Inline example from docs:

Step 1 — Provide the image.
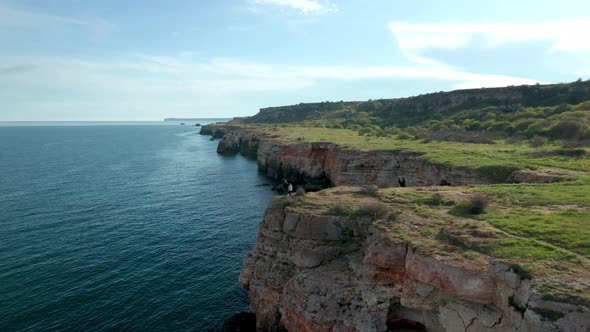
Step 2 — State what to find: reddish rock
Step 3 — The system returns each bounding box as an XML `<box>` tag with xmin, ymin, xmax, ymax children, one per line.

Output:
<box><xmin>239</xmin><ymin>203</ymin><xmax>590</xmax><ymax>332</ymax></box>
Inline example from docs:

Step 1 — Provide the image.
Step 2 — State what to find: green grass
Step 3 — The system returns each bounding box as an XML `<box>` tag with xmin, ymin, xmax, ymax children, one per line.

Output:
<box><xmin>214</xmin><ymin>123</ymin><xmax>590</xmax><ymax>299</ymax></box>
<box><xmin>484</xmin><ymin>208</ymin><xmax>590</xmax><ymax>257</ymax></box>
<box><xmin>489</xmin><ymin>238</ymin><xmax>577</xmax><ymax>261</ymax></box>
<box><xmin>480</xmin><ymin>182</ymin><xmax>590</xmax><ymax>206</ymax></box>
<box><xmin>252</xmin><ymin>125</ymin><xmax>590</xmax><ymax>176</ymax></box>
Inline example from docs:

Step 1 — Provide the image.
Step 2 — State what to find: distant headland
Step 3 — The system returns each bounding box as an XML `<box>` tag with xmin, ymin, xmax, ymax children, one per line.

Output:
<box><xmin>163</xmin><ymin>118</ymin><xmax>230</xmax><ymax>122</ymax></box>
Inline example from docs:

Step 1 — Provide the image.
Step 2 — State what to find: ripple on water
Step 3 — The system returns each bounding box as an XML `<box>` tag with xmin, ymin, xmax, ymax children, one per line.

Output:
<box><xmin>0</xmin><ymin>124</ymin><xmax>274</xmax><ymax>331</ymax></box>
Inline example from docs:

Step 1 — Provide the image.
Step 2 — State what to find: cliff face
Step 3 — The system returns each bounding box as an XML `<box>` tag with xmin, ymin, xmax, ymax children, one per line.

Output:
<box><xmin>240</xmin><ymin>198</ymin><xmax>589</xmax><ymax>332</ymax></box>
<box><xmin>201</xmin><ymin>125</ymin><xmax>589</xmax><ymax>331</ymax></box>
<box><xmin>205</xmin><ymin>125</ymin><xmax>494</xmax><ymax>188</ymax></box>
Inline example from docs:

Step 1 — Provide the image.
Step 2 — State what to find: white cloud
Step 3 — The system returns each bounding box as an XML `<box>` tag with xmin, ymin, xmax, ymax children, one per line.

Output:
<box><xmin>389</xmin><ymin>18</ymin><xmax>590</xmax><ymax>57</ymax></box>
<box><xmin>384</xmin><ymin>19</ymin><xmax>590</xmax><ymax>88</ymax></box>
<box><xmin>250</xmin><ymin>0</ymin><xmax>337</xmax><ymax>14</ymax></box>
<box><xmin>0</xmin><ymin>54</ymin><xmax>537</xmax><ymax>105</ymax></box>
<box><xmin>0</xmin><ymin>52</ymin><xmax>544</xmax><ymax>120</ymax></box>
<box><xmin>290</xmin><ymin>64</ymin><xmax>538</xmax><ymax>89</ymax></box>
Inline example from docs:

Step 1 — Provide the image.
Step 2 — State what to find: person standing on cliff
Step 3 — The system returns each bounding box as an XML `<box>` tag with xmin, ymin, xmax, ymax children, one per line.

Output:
<box><xmin>282</xmin><ymin>179</ymin><xmax>290</xmax><ymax>195</ymax></box>
<box><xmin>398</xmin><ymin>177</ymin><xmax>406</xmax><ymax>187</ymax></box>
<box><xmin>287</xmin><ymin>182</ymin><xmax>293</xmax><ymax>196</ymax></box>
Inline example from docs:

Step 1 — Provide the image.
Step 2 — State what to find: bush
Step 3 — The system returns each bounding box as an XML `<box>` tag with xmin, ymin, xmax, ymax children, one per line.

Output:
<box><xmin>450</xmin><ymin>194</ymin><xmax>490</xmax><ymax>215</ymax></box>
<box><xmin>296</xmin><ymin>187</ymin><xmax>306</xmax><ymax>196</ymax></box>
<box><xmin>397</xmin><ymin>133</ymin><xmax>413</xmax><ymax>140</ymax></box>
<box><xmin>418</xmin><ymin>193</ymin><xmax>455</xmax><ymax>206</ymax></box>
<box><xmin>547</xmin><ymin>120</ymin><xmax>584</xmax><ymax>139</ymax></box>
<box><xmin>326</xmin><ymin>203</ymin><xmax>352</xmax><ymax>216</ymax></box>
<box><xmin>529</xmin><ymin>135</ymin><xmax>549</xmax><ymax>147</ymax></box>
<box><xmin>386</xmin><ymin>212</ymin><xmax>399</xmax><ymax>222</ymax></box>
<box><xmin>354</xmin><ymin>203</ymin><xmax>390</xmax><ymax>220</ymax></box>
<box><xmin>359</xmin><ymin>185</ymin><xmax>379</xmax><ymax>197</ymax></box>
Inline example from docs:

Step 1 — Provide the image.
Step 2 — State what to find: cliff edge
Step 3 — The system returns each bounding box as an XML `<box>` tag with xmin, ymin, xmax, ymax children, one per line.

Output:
<box><xmin>240</xmin><ymin>187</ymin><xmax>589</xmax><ymax>331</ymax></box>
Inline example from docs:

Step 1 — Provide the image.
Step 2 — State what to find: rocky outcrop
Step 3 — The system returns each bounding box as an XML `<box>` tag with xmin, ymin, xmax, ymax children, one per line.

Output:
<box><xmin>240</xmin><ymin>199</ymin><xmax>590</xmax><ymax>331</ymax></box>
<box><xmin>199</xmin><ymin>124</ymin><xmax>227</xmax><ymax>139</ymax></box>
<box><xmin>200</xmin><ymin>124</ymin><xmax>589</xmax><ymax>331</ymax></box>
<box><xmin>201</xmin><ymin>125</ymin><xmax>495</xmax><ymax>187</ymax></box>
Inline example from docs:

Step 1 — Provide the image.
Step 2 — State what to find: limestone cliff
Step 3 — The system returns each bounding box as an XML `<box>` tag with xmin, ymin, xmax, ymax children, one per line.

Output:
<box><xmin>240</xmin><ymin>191</ymin><xmax>589</xmax><ymax>332</ymax></box>
<box><xmin>200</xmin><ymin>125</ymin><xmax>589</xmax><ymax>331</ymax></box>
<box><xmin>202</xmin><ymin>125</ymin><xmax>499</xmax><ymax>188</ymax></box>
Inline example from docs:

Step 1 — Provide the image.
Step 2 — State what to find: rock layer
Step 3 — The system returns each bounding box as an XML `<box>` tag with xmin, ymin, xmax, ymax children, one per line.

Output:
<box><xmin>240</xmin><ymin>200</ymin><xmax>590</xmax><ymax>331</ymax></box>
<box><xmin>201</xmin><ymin>125</ymin><xmax>496</xmax><ymax>187</ymax></box>
<box><xmin>200</xmin><ymin>125</ymin><xmax>590</xmax><ymax>331</ymax></box>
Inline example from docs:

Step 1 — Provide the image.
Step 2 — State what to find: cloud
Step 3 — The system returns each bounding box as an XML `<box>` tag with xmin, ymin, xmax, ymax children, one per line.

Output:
<box><xmin>249</xmin><ymin>0</ymin><xmax>337</xmax><ymax>14</ymax></box>
<box><xmin>291</xmin><ymin>64</ymin><xmax>538</xmax><ymax>89</ymax></box>
<box><xmin>389</xmin><ymin>18</ymin><xmax>590</xmax><ymax>58</ymax></box>
<box><xmin>0</xmin><ymin>54</ymin><xmax>537</xmax><ymax>104</ymax></box>
<box><xmin>383</xmin><ymin>19</ymin><xmax>590</xmax><ymax>88</ymax></box>
<box><xmin>0</xmin><ymin>3</ymin><xmax>113</xmax><ymax>33</ymax></box>
<box><xmin>0</xmin><ymin>52</ymin><xmax>544</xmax><ymax>120</ymax></box>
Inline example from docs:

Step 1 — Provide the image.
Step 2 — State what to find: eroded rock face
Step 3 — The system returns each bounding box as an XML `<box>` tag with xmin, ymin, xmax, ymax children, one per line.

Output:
<box><xmin>203</xmin><ymin>125</ymin><xmax>495</xmax><ymax>187</ymax></box>
<box><xmin>240</xmin><ymin>202</ymin><xmax>590</xmax><ymax>331</ymax></box>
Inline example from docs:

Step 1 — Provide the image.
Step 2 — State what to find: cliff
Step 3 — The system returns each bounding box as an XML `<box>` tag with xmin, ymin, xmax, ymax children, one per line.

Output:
<box><xmin>240</xmin><ymin>188</ymin><xmax>590</xmax><ymax>332</ymax></box>
<box><xmin>243</xmin><ymin>81</ymin><xmax>590</xmax><ymax>127</ymax></box>
<box><xmin>200</xmin><ymin>121</ymin><xmax>590</xmax><ymax>331</ymax></box>
<box><xmin>201</xmin><ymin>124</ymin><xmax>573</xmax><ymax>188</ymax></box>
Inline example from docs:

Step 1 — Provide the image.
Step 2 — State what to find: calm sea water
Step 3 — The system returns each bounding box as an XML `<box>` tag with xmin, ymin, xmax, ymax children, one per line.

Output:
<box><xmin>0</xmin><ymin>122</ymin><xmax>275</xmax><ymax>331</ymax></box>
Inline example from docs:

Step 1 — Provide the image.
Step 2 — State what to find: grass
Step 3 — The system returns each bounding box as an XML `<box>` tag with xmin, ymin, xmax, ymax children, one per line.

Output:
<box><xmin>300</xmin><ymin>185</ymin><xmax>590</xmax><ymax>300</ymax></box>
<box><xmin>242</xmin><ymin>124</ymin><xmax>590</xmax><ymax>178</ymax></box>
<box><xmin>480</xmin><ymin>181</ymin><xmax>590</xmax><ymax>206</ymax></box>
<box><xmin>489</xmin><ymin>238</ymin><xmax>577</xmax><ymax>261</ymax></box>
<box><xmin>211</xmin><ymin>123</ymin><xmax>590</xmax><ymax>301</ymax></box>
<box><xmin>484</xmin><ymin>208</ymin><xmax>590</xmax><ymax>257</ymax></box>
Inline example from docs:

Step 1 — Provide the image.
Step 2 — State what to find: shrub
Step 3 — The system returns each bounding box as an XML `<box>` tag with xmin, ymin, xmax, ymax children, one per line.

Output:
<box><xmin>531</xmin><ymin>308</ymin><xmax>565</xmax><ymax>322</ymax></box>
<box><xmin>529</xmin><ymin>135</ymin><xmax>549</xmax><ymax>147</ymax></box>
<box><xmin>547</xmin><ymin>120</ymin><xmax>584</xmax><ymax>139</ymax></box>
<box><xmin>326</xmin><ymin>203</ymin><xmax>352</xmax><ymax>216</ymax></box>
<box><xmin>418</xmin><ymin>193</ymin><xmax>455</xmax><ymax>206</ymax></box>
<box><xmin>397</xmin><ymin>133</ymin><xmax>413</xmax><ymax>140</ymax></box>
<box><xmin>386</xmin><ymin>212</ymin><xmax>399</xmax><ymax>222</ymax></box>
<box><xmin>296</xmin><ymin>187</ymin><xmax>306</xmax><ymax>196</ymax></box>
<box><xmin>354</xmin><ymin>203</ymin><xmax>390</xmax><ymax>220</ymax></box>
<box><xmin>359</xmin><ymin>185</ymin><xmax>379</xmax><ymax>197</ymax></box>
<box><xmin>450</xmin><ymin>194</ymin><xmax>490</xmax><ymax>215</ymax></box>
<box><xmin>510</xmin><ymin>264</ymin><xmax>533</xmax><ymax>280</ymax></box>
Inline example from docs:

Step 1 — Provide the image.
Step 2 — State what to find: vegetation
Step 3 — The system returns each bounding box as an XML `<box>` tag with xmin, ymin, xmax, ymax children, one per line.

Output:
<box><xmin>359</xmin><ymin>185</ymin><xmax>380</xmax><ymax>197</ymax></box>
<box><xmin>285</xmin><ymin>184</ymin><xmax>590</xmax><ymax>302</ymax></box>
<box><xmin>450</xmin><ymin>194</ymin><xmax>490</xmax><ymax>215</ymax></box>
<box><xmin>249</xmin><ymin>125</ymin><xmax>590</xmax><ymax>180</ymax></box>
<box><xmin>217</xmin><ymin>80</ymin><xmax>590</xmax><ymax>303</ymax></box>
<box><xmin>245</xmin><ymin>80</ymin><xmax>590</xmax><ymax>145</ymax></box>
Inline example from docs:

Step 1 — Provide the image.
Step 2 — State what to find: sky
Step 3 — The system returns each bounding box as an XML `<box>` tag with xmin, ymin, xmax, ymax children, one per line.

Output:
<box><xmin>1</xmin><ymin>0</ymin><xmax>590</xmax><ymax>121</ymax></box>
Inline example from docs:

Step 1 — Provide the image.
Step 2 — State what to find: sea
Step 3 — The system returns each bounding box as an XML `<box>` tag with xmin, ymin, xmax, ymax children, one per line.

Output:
<box><xmin>0</xmin><ymin>121</ymin><xmax>275</xmax><ymax>331</ymax></box>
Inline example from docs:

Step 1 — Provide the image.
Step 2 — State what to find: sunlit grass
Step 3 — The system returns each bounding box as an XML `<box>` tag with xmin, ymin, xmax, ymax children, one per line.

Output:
<box><xmin>249</xmin><ymin>125</ymin><xmax>590</xmax><ymax>175</ymax></box>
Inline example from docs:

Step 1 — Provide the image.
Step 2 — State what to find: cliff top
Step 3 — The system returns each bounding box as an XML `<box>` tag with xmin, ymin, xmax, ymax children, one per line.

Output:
<box><xmin>207</xmin><ymin>123</ymin><xmax>590</xmax><ymax>183</ymax></box>
<box><xmin>281</xmin><ymin>183</ymin><xmax>590</xmax><ymax>304</ymax></box>
<box><xmin>201</xmin><ymin>81</ymin><xmax>590</xmax><ymax>310</ymax></box>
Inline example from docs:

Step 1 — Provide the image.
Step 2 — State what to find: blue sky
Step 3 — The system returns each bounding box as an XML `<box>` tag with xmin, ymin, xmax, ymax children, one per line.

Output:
<box><xmin>1</xmin><ymin>0</ymin><xmax>589</xmax><ymax>121</ymax></box>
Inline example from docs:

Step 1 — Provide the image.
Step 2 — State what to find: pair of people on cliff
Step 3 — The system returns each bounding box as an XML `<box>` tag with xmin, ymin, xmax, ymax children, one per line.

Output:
<box><xmin>282</xmin><ymin>179</ymin><xmax>293</xmax><ymax>196</ymax></box>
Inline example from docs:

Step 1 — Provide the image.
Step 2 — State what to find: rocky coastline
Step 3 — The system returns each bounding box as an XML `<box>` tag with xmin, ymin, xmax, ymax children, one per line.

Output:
<box><xmin>201</xmin><ymin>124</ymin><xmax>590</xmax><ymax>332</ymax></box>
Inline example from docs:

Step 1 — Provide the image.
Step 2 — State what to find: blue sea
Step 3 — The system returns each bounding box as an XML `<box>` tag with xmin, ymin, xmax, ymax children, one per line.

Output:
<box><xmin>0</xmin><ymin>121</ymin><xmax>275</xmax><ymax>331</ymax></box>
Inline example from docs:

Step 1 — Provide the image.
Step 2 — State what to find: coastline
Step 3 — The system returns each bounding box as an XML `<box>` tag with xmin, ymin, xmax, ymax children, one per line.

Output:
<box><xmin>203</xmin><ymin>123</ymin><xmax>590</xmax><ymax>332</ymax></box>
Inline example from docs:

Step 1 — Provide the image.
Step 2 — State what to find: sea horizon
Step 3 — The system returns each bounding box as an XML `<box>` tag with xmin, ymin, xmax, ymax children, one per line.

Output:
<box><xmin>0</xmin><ymin>119</ymin><xmax>231</xmax><ymax>127</ymax></box>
